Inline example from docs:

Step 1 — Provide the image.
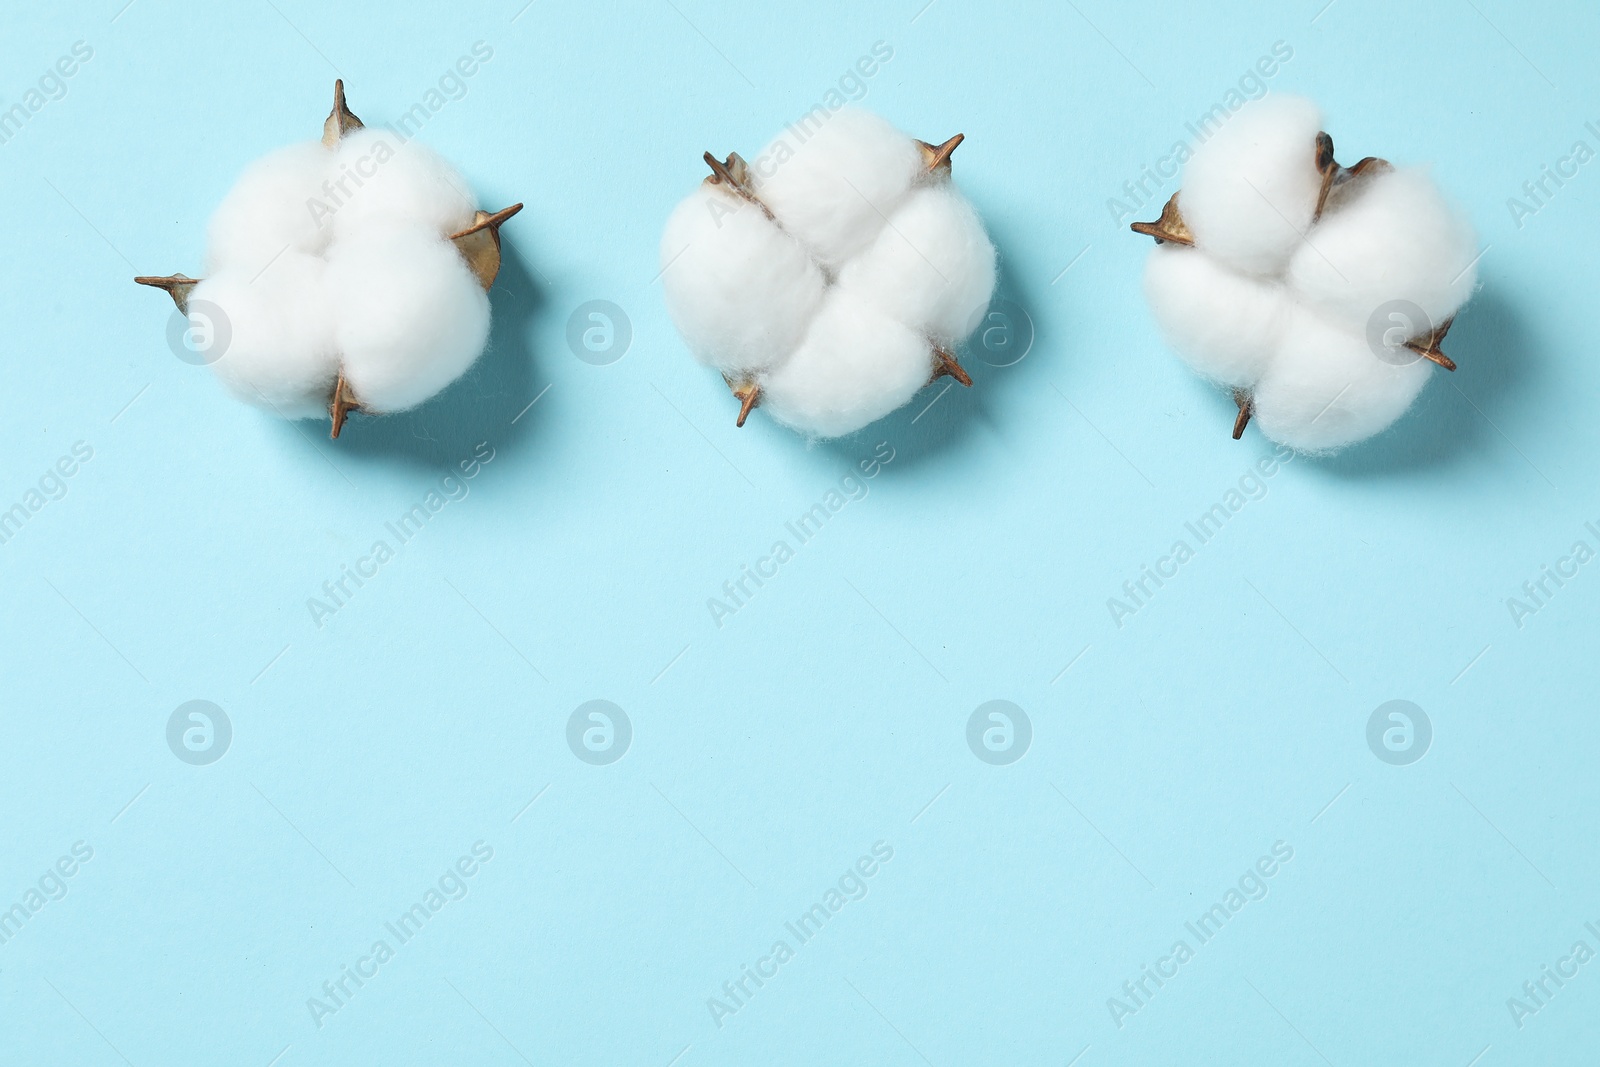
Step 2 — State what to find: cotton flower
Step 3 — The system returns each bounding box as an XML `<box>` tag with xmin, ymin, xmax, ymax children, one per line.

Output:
<box><xmin>660</xmin><ymin>109</ymin><xmax>998</xmax><ymax>438</ymax></box>
<box><xmin>137</xmin><ymin>81</ymin><xmax>521</xmax><ymax>438</ymax></box>
<box><xmin>1135</xmin><ymin>94</ymin><xmax>1479</xmax><ymax>452</ymax></box>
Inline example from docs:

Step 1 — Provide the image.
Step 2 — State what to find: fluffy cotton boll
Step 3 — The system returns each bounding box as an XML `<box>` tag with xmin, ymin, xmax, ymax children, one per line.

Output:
<box><xmin>191</xmin><ymin>253</ymin><xmax>340</xmax><ymax>419</ymax></box>
<box><xmin>761</xmin><ymin>291</ymin><xmax>932</xmax><ymax>438</ymax></box>
<box><xmin>327</xmin><ymin>129</ymin><xmax>478</xmax><ymax>240</ymax></box>
<box><xmin>1143</xmin><ymin>244</ymin><xmax>1291</xmax><ymax>387</ymax></box>
<box><xmin>1252</xmin><ymin>306</ymin><xmax>1432</xmax><ymax>451</ymax></box>
<box><xmin>324</xmin><ymin>228</ymin><xmax>490</xmax><ymax>413</ymax></box>
<box><xmin>660</xmin><ymin>186</ymin><xmax>827</xmax><ymax>375</ymax></box>
<box><xmin>1180</xmin><ymin>95</ymin><xmax>1324</xmax><ymax>276</ymax></box>
<box><xmin>1287</xmin><ymin>166</ymin><xmax>1478</xmax><ymax>338</ymax></box>
<box><xmin>837</xmin><ymin>184</ymin><xmax>998</xmax><ymax>346</ymax></box>
<box><xmin>750</xmin><ymin>108</ymin><xmax>925</xmax><ymax>269</ymax></box>
<box><xmin>204</xmin><ymin>141</ymin><xmax>333</xmax><ymax>276</ymax></box>
<box><xmin>662</xmin><ymin>108</ymin><xmax>997</xmax><ymax>435</ymax></box>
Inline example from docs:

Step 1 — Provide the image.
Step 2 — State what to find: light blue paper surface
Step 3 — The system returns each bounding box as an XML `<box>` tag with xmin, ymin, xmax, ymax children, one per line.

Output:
<box><xmin>1</xmin><ymin>1</ymin><xmax>1595</xmax><ymax>1063</ymax></box>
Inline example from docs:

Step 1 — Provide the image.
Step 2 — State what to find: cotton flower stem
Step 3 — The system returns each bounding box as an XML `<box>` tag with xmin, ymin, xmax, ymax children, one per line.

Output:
<box><xmin>703</xmin><ymin>152</ymin><xmax>775</xmax><ymax>221</ymax></box>
<box><xmin>933</xmin><ymin>348</ymin><xmax>973</xmax><ymax>387</ymax></box>
<box><xmin>721</xmin><ymin>376</ymin><xmax>762</xmax><ymax>427</ymax></box>
<box><xmin>328</xmin><ymin>372</ymin><xmax>360</xmax><ymax>439</ymax></box>
<box><xmin>1130</xmin><ymin>193</ymin><xmax>1194</xmax><ymax>246</ymax></box>
<box><xmin>133</xmin><ymin>273</ymin><xmax>200</xmax><ymax>314</ymax></box>
<box><xmin>1232</xmin><ymin>389</ymin><xmax>1253</xmax><ymax>440</ymax></box>
<box><xmin>322</xmin><ymin>79</ymin><xmax>364</xmax><ymax>148</ymax></box>
<box><xmin>1313</xmin><ymin>132</ymin><xmax>1391</xmax><ymax>223</ymax></box>
<box><xmin>1405</xmin><ymin>316</ymin><xmax>1458</xmax><ymax>372</ymax></box>
<box><xmin>449</xmin><ymin>204</ymin><xmax>525</xmax><ymax>290</ymax></box>
<box><xmin>916</xmin><ymin>134</ymin><xmax>964</xmax><ymax>173</ymax></box>
<box><xmin>736</xmin><ymin>382</ymin><xmax>761</xmax><ymax>426</ymax></box>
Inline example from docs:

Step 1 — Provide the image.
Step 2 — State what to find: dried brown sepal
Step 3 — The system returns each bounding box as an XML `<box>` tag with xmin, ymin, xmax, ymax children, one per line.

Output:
<box><xmin>329</xmin><ymin>372</ymin><xmax>360</xmax><ymax>439</ymax></box>
<box><xmin>722</xmin><ymin>375</ymin><xmax>762</xmax><ymax>427</ymax></box>
<box><xmin>1313</xmin><ymin>131</ymin><xmax>1392</xmax><ymax>222</ymax></box>
<box><xmin>320</xmin><ymin>80</ymin><xmax>362</xmax><ymax>437</ymax></box>
<box><xmin>916</xmin><ymin>134</ymin><xmax>964</xmax><ymax>173</ymax></box>
<box><xmin>1131</xmin><ymin>193</ymin><xmax>1195</xmax><ymax>247</ymax></box>
<box><xmin>932</xmin><ymin>348</ymin><xmax>973</xmax><ymax>387</ymax></box>
<box><xmin>1404</xmin><ymin>316</ymin><xmax>1458</xmax><ymax>372</ymax></box>
<box><xmin>449</xmin><ymin>203</ymin><xmax>524</xmax><ymax>290</ymax></box>
<box><xmin>735</xmin><ymin>383</ymin><xmax>761</xmax><ymax>427</ymax></box>
<box><xmin>1313</xmin><ymin>131</ymin><xmax>1337</xmax><ymax>216</ymax></box>
<box><xmin>702</xmin><ymin>151</ymin><xmax>775</xmax><ymax>221</ymax></box>
<box><xmin>134</xmin><ymin>273</ymin><xmax>200</xmax><ymax>314</ymax></box>
<box><xmin>322</xmin><ymin>79</ymin><xmax>364</xmax><ymax>148</ymax></box>
<box><xmin>1232</xmin><ymin>389</ymin><xmax>1253</xmax><ymax>440</ymax></box>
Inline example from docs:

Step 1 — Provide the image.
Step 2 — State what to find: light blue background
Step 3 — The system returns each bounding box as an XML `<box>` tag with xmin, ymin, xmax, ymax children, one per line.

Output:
<box><xmin>2</xmin><ymin>0</ymin><xmax>1596</xmax><ymax>1063</ymax></box>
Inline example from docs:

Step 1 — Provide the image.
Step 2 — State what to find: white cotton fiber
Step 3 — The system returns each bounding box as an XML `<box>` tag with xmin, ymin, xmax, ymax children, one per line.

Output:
<box><xmin>1252</xmin><ymin>306</ymin><xmax>1432</xmax><ymax>452</ymax></box>
<box><xmin>751</xmin><ymin>109</ymin><xmax>925</xmax><ymax>269</ymax></box>
<box><xmin>325</xmin><ymin>227</ymin><xmax>490</xmax><ymax>413</ymax></box>
<box><xmin>1143</xmin><ymin>243</ymin><xmax>1289</xmax><ymax>387</ymax></box>
<box><xmin>205</xmin><ymin>141</ymin><xmax>333</xmax><ymax>275</ymax></box>
<box><xmin>660</xmin><ymin>185</ymin><xmax>826</xmax><ymax>375</ymax></box>
<box><xmin>1139</xmin><ymin>94</ymin><xmax>1478</xmax><ymax>451</ymax></box>
<box><xmin>192</xmin><ymin>253</ymin><xmax>339</xmax><ymax>419</ymax></box>
<box><xmin>1287</xmin><ymin>166</ymin><xmax>1478</xmax><ymax>337</ymax></box>
<box><xmin>189</xmin><ymin>113</ymin><xmax>497</xmax><ymax>427</ymax></box>
<box><xmin>660</xmin><ymin>107</ymin><xmax>998</xmax><ymax>438</ymax></box>
<box><xmin>330</xmin><ymin>129</ymin><xmax>478</xmax><ymax>240</ymax></box>
<box><xmin>1179</xmin><ymin>95</ymin><xmax>1324</xmax><ymax>277</ymax></box>
<box><xmin>837</xmin><ymin>184</ymin><xmax>998</xmax><ymax>347</ymax></box>
<box><xmin>760</xmin><ymin>291</ymin><xmax>932</xmax><ymax>439</ymax></box>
